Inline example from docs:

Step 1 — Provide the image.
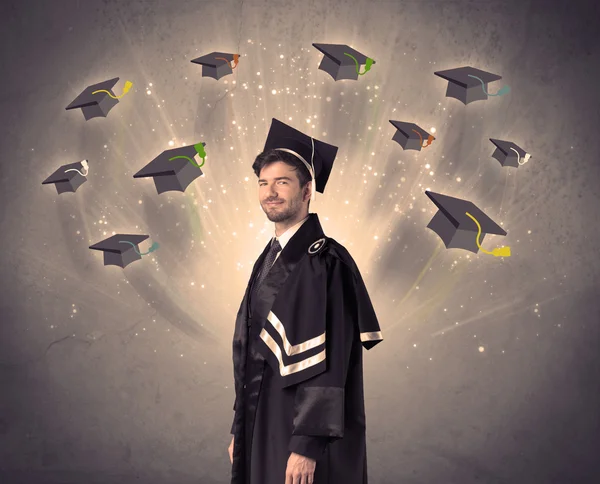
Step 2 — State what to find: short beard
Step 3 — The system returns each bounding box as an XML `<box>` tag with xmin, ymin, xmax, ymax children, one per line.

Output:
<box><xmin>263</xmin><ymin>193</ymin><xmax>303</xmax><ymax>223</ymax></box>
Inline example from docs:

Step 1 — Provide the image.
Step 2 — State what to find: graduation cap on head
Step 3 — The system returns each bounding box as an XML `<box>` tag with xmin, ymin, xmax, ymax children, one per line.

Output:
<box><xmin>190</xmin><ymin>52</ymin><xmax>240</xmax><ymax>80</ymax></box>
<box><xmin>489</xmin><ymin>138</ymin><xmax>531</xmax><ymax>167</ymax></box>
<box><xmin>42</xmin><ymin>160</ymin><xmax>89</xmax><ymax>194</ymax></box>
<box><xmin>66</xmin><ymin>78</ymin><xmax>133</xmax><ymax>120</ymax></box>
<box><xmin>434</xmin><ymin>66</ymin><xmax>510</xmax><ymax>105</ymax></box>
<box><xmin>312</xmin><ymin>43</ymin><xmax>375</xmax><ymax>81</ymax></box>
<box><xmin>389</xmin><ymin>121</ymin><xmax>436</xmax><ymax>151</ymax></box>
<box><xmin>133</xmin><ymin>143</ymin><xmax>206</xmax><ymax>194</ymax></box>
<box><xmin>425</xmin><ymin>190</ymin><xmax>511</xmax><ymax>257</ymax></box>
<box><xmin>89</xmin><ymin>234</ymin><xmax>159</xmax><ymax>268</ymax></box>
<box><xmin>262</xmin><ymin>118</ymin><xmax>338</xmax><ymax>201</ymax></box>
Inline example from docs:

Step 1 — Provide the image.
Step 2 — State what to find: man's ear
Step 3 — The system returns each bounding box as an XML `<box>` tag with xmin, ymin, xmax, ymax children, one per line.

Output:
<box><xmin>304</xmin><ymin>182</ymin><xmax>312</xmax><ymax>202</ymax></box>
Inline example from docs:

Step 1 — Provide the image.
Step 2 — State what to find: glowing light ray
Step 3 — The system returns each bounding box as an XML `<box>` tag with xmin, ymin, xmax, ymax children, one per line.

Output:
<box><xmin>393</xmin><ymin>243</ymin><xmax>443</xmax><ymax>304</ymax></box>
<box><xmin>497</xmin><ymin>168</ymin><xmax>511</xmax><ymax>218</ymax></box>
<box><xmin>387</xmin><ymin>247</ymin><xmax>471</xmax><ymax>333</ymax></box>
<box><xmin>430</xmin><ymin>289</ymin><xmax>573</xmax><ymax>337</ymax></box>
<box><xmin>15</xmin><ymin>247</ymin><xmax>148</xmax><ymax>311</ymax></box>
<box><xmin>404</xmin><ymin>266</ymin><xmax>468</xmax><ymax>323</ymax></box>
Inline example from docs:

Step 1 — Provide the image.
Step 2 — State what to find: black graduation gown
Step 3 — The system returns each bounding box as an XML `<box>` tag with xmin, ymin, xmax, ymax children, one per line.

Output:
<box><xmin>230</xmin><ymin>213</ymin><xmax>383</xmax><ymax>484</ymax></box>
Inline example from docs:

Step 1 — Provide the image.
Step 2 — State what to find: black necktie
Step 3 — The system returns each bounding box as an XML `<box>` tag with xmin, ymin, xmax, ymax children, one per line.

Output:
<box><xmin>253</xmin><ymin>239</ymin><xmax>282</xmax><ymax>293</ymax></box>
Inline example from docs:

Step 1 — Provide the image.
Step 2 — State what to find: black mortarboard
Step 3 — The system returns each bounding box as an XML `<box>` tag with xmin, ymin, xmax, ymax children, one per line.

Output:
<box><xmin>133</xmin><ymin>143</ymin><xmax>206</xmax><ymax>194</ymax></box>
<box><xmin>312</xmin><ymin>43</ymin><xmax>375</xmax><ymax>81</ymax></box>
<box><xmin>425</xmin><ymin>190</ymin><xmax>511</xmax><ymax>256</ymax></box>
<box><xmin>66</xmin><ymin>78</ymin><xmax>121</xmax><ymax>120</ymax></box>
<box><xmin>262</xmin><ymin>118</ymin><xmax>338</xmax><ymax>200</ymax></box>
<box><xmin>42</xmin><ymin>160</ymin><xmax>89</xmax><ymax>194</ymax></box>
<box><xmin>190</xmin><ymin>52</ymin><xmax>240</xmax><ymax>80</ymax></box>
<box><xmin>434</xmin><ymin>66</ymin><xmax>510</xmax><ymax>105</ymax></box>
<box><xmin>89</xmin><ymin>233</ymin><xmax>159</xmax><ymax>268</ymax></box>
<box><xmin>389</xmin><ymin>121</ymin><xmax>436</xmax><ymax>151</ymax></box>
<box><xmin>489</xmin><ymin>138</ymin><xmax>531</xmax><ymax>167</ymax></box>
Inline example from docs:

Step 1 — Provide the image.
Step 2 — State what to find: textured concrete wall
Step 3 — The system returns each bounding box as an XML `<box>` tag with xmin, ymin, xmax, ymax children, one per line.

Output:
<box><xmin>0</xmin><ymin>0</ymin><xmax>599</xmax><ymax>482</ymax></box>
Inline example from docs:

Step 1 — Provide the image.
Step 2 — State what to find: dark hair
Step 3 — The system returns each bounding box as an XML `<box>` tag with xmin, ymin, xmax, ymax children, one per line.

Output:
<box><xmin>252</xmin><ymin>149</ymin><xmax>312</xmax><ymax>189</ymax></box>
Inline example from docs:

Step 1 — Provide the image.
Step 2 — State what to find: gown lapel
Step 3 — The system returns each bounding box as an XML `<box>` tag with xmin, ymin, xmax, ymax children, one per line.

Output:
<box><xmin>249</xmin><ymin>213</ymin><xmax>325</xmax><ymax>333</ymax></box>
<box><xmin>246</xmin><ymin>240</ymin><xmax>273</xmax><ymax>322</ymax></box>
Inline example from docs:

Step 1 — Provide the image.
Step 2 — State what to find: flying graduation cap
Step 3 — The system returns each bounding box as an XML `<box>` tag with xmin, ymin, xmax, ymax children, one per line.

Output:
<box><xmin>312</xmin><ymin>43</ymin><xmax>375</xmax><ymax>81</ymax></box>
<box><xmin>489</xmin><ymin>139</ymin><xmax>531</xmax><ymax>167</ymax></box>
<box><xmin>425</xmin><ymin>190</ymin><xmax>511</xmax><ymax>257</ymax></box>
<box><xmin>42</xmin><ymin>160</ymin><xmax>89</xmax><ymax>194</ymax></box>
<box><xmin>65</xmin><ymin>77</ymin><xmax>133</xmax><ymax>120</ymax></box>
<box><xmin>89</xmin><ymin>234</ymin><xmax>159</xmax><ymax>268</ymax></box>
<box><xmin>190</xmin><ymin>52</ymin><xmax>240</xmax><ymax>80</ymax></box>
<box><xmin>389</xmin><ymin>121</ymin><xmax>436</xmax><ymax>151</ymax></box>
<box><xmin>262</xmin><ymin>118</ymin><xmax>338</xmax><ymax>200</ymax></box>
<box><xmin>133</xmin><ymin>143</ymin><xmax>206</xmax><ymax>194</ymax></box>
<box><xmin>434</xmin><ymin>66</ymin><xmax>510</xmax><ymax>105</ymax></box>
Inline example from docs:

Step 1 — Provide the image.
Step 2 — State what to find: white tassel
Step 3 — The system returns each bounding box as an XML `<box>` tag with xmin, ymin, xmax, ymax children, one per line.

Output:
<box><xmin>310</xmin><ymin>137</ymin><xmax>316</xmax><ymax>202</ymax></box>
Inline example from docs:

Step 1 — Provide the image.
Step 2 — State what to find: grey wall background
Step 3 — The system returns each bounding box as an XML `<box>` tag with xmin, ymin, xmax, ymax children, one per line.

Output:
<box><xmin>1</xmin><ymin>0</ymin><xmax>599</xmax><ymax>483</ymax></box>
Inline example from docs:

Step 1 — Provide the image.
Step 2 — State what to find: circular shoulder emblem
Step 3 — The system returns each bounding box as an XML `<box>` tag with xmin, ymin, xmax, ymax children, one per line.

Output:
<box><xmin>308</xmin><ymin>238</ymin><xmax>327</xmax><ymax>255</ymax></box>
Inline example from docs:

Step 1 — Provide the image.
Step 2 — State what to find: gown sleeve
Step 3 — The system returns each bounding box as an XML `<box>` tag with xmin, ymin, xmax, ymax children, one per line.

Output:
<box><xmin>230</xmin><ymin>348</ymin><xmax>238</xmax><ymax>435</ymax></box>
<box><xmin>230</xmin><ymin>398</ymin><xmax>236</xmax><ymax>435</ymax></box>
<box><xmin>288</xmin><ymin>256</ymin><xmax>357</xmax><ymax>460</ymax></box>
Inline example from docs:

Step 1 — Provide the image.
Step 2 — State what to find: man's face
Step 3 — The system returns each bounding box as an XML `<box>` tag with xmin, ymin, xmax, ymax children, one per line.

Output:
<box><xmin>258</xmin><ymin>161</ymin><xmax>308</xmax><ymax>223</ymax></box>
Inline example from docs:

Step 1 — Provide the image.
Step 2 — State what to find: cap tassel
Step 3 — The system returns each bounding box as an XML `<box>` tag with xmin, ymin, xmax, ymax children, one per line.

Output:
<box><xmin>509</xmin><ymin>147</ymin><xmax>531</xmax><ymax>166</ymax></box>
<box><xmin>467</xmin><ymin>74</ymin><xmax>510</xmax><ymax>97</ymax></box>
<box><xmin>64</xmin><ymin>159</ymin><xmax>89</xmax><ymax>177</ymax></box>
<box><xmin>118</xmin><ymin>239</ymin><xmax>160</xmax><ymax>256</ymax></box>
<box><xmin>465</xmin><ymin>212</ymin><xmax>511</xmax><ymax>257</ymax></box>
<box><xmin>168</xmin><ymin>142</ymin><xmax>207</xmax><ymax>168</ymax></box>
<box><xmin>91</xmin><ymin>80</ymin><xmax>133</xmax><ymax>100</ymax></box>
<box><xmin>215</xmin><ymin>55</ymin><xmax>240</xmax><ymax>70</ymax></box>
<box><xmin>411</xmin><ymin>129</ymin><xmax>434</xmax><ymax>149</ymax></box>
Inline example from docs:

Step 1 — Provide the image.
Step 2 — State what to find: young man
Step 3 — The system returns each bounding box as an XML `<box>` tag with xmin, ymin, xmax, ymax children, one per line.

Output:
<box><xmin>229</xmin><ymin>118</ymin><xmax>383</xmax><ymax>484</ymax></box>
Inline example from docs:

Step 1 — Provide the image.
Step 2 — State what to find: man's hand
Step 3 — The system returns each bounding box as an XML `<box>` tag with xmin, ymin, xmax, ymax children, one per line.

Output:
<box><xmin>228</xmin><ymin>436</ymin><xmax>234</xmax><ymax>464</ymax></box>
<box><xmin>285</xmin><ymin>452</ymin><xmax>316</xmax><ymax>484</ymax></box>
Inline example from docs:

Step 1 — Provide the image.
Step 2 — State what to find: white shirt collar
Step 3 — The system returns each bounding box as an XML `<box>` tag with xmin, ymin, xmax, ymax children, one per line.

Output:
<box><xmin>273</xmin><ymin>215</ymin><xmax>309</xmax><ymax>250</ymax></box>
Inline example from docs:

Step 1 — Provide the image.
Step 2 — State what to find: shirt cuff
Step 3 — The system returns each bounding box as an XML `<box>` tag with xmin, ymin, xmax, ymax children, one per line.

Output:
<box><xmin>288</xmin><ymin>435</ymin><xmax>329</xmax><ymax>461</ymax></box>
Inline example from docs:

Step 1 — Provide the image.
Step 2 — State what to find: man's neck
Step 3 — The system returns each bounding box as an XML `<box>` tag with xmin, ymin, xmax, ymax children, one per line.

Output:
<box><xmin>274</xmin><ymin>212</ymin><xmax>309</xmax><ymax>237</ymax></box>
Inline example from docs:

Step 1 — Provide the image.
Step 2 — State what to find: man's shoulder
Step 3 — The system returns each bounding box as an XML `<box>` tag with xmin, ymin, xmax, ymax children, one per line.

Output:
<box><xmin>308</xmin><ymin>236</ymin><xmax>358</xmax><ymax>274</ymax></box>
